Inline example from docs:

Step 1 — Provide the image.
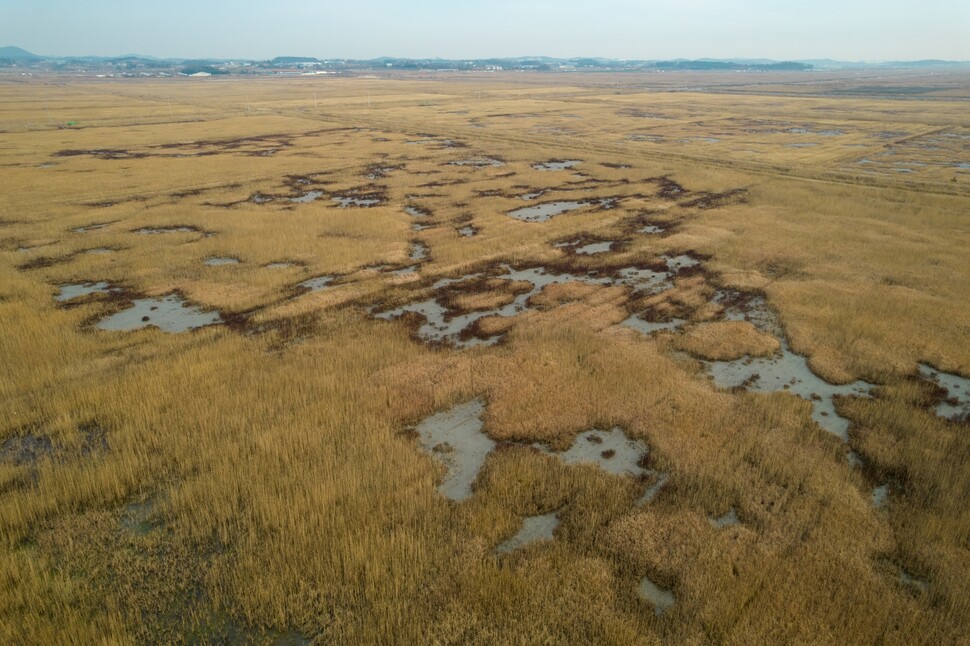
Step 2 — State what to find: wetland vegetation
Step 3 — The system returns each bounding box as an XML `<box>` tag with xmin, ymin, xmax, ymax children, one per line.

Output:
<box><xmin>1</xmin><ymin>68</ymin><xmax>969</xmax><ymax>644</ymax></box>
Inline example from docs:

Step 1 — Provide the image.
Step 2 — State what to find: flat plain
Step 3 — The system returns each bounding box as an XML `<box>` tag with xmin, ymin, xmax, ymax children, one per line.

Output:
<box><xmin>1</xmin><ymin>68</ymin><xmax>969</xmax><ymax>644</ymax></box>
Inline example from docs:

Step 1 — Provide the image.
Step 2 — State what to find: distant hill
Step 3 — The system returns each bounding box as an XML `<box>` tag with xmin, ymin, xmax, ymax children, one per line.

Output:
<box><xmin>0</xmin><ymin>46</ymin><xmax>43</xmax><ymax>60</ymax></box>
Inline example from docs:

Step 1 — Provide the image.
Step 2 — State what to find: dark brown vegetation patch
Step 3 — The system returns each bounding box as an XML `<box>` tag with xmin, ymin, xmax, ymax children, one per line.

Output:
<box><xmin>680</xmin><ymin>188</ymin><xmax>748</xmax><ymax>210</ymax></box>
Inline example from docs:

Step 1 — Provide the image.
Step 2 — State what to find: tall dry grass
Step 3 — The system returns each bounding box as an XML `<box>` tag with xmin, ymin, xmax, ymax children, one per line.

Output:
<box><xmin>1</xmin><ymin>72</ymin><xmax>967</xmax><ymax>643</ymax></box>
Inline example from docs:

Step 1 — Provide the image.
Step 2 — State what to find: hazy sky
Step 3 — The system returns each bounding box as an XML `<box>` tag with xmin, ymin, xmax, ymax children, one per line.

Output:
<box><xmin>2</xmin><ymin>0</ymin><xmax>968</xmax><ymax>61</ymax></box>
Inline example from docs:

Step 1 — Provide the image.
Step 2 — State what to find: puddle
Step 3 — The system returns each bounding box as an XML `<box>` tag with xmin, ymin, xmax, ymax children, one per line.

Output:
<box><xmin>713</xmin><ymin>292</ymin><xmax>783</xmax><ymax>337</ymax></box>
<box><xmin>520</xmin><ymin>191</ymin><xmax>544</xmax><ymax>200</ymax></box>
<box><xmin>786</xmin><ymin>143</ymin><xmax>819</xmax><ymax>148</ymax></box>
<box><xmin>136</xmin><ymin>227</ymin><xmax>197</xmax><ymax>235</ymax></box>
<box><xmin>413</xmin><ymin>223</ymin><xmax>434</xmax><ymax>232</ymax></box>
<box><xmin>391</xmin><ymin>266</ymin><xmax>418</xmax><ymax>277</ymax></box>
<box><xmin>448</xmin><ymin>158</ymin><xmax>505</xmax><ymax>168</ymax></box>
<box><xmin>204</xmin><ymin>257</ymin><xmax>239</xmax><ymax>266</ymax></box>
<box><xmin>537</xmin><ymin>428</ymin><xmax>650</xmax><ymax>477</ymax></box>
<box><xmin>872</xmin><ymin>484</ymin><xmax>889</xmax><ymax>509</ymax></box>
<box><xmin>72</xmin><ymin>223</ymin><xmax>109</xmax><ymax>233</ymax></box>
<box><xmin>404</xmin><ymin>206</ymin><xmax>430</xmax><ymax>218</ymax></box>
<box><xmin>430</xmin><ymin>274</ymin><xmax>484</xmax><ymax>290</ymax></box>
<box><xmin>97</xmin><ymin>294</ymin><xmax>222</xmax><ymax>333</ymax></box>
<box><xmin>680</xmin><ymin>137</ymin><xmax>720</xmax><ymax>144</ymax></box>
<box><xmin>332</xmin><ymin>196</ymin><xmax>381</xmax><ymax>208</ymax></box>
<box><xmin>298</xmin><ymin>275</ymin><xmax>335</xmax><ymax>292</ymax></box>
<box><xmin>574</xmin><ymin>241</ymin><xmax>613</xmax><ymax>255</ymax></box>
<box><xmin>533</xmin><ymin>160</ymin><xmax>581</xmax><ymax>171</ymax></box>
<box><xmin>614</xmin><ymin>267</ymin><xmax>672</xmax><ymax>292</ymax></box>
<box><xmin>638</xmin><ymin>577</ymin><xmax>675</xmax><ymax>615</ymax></box>
<box><xmin>621</xmin><ymin>316</ymin><xmax>686</xmax><ymax>336</ymax></box>
<box><xmin>534</xmin><ymin>427</ymin><xmax>666</xmax><ymax>505</ymax></box>
<box><xmin>86</xmin><ymin>247</ymin><xmax>116</xmax><ymax>255</ymax></box>
<box><xmin>378</xmin><ymin>264</ymin><xmax>676</xmax><ymax>348</ymax></box>
<box><xmin>638</xmin><ymin>473</ymin><xmax>668</xmax><ymax>505</ymax></box>
<box><xmin>918</xmin><ymin>364</ymin><xmax>970</xmax><ymax>420</ymax></box>
<box><xmin>495</xmin><ymin>512</ymin><xmax>559</xmax><ymax>553</ymax></box>
<box><xmin>250</xmin><ymin>193</ymin><xmax>274</xmax><ymax>204</ymax></box>
<box><xmin>709</xmin><ymin>507</ymin><xmax>740</xmax><ymax>529</ymax></box>
<box><xmin>409</xmin><ymin>402</ymin><xmax>665</xmax><ymax>506</ymax></box>
<box><xmin>662</xmin><ymin>254</ymin><xmax>700</xmax><ymax>271</ymax></box>
<box><xmin>412</xmin><ymin>399</ymin><xmax>494</xmax><ymax>501</ymax></box>
<box><xmin>289</xmin><ymin>191</ymin><xmax>324</xmax><ymax>203</ymax></box>
<box><xmin>507</xmin><ymin>200</ymin><xmax>603</xmax><ymax>223</ymax></box>
<box><xmin>376</xmin><ymin>266</ymin><xmax>616</xmax><ymax>348</ymax></box>
<box><xmin>409</xmin><ymin>242</ymin><xmax>428</xmax><ymax>262</ymax></box>
<box><xmin>266</xmin><ymin>262</ymin><xmax>293</xmax><ymax>269</ymax></box>
<box><xmin>457</xmin><ymin>226</ymin><xmax>477</xmax><ymax>237</ymax></box>
<box><xmin>706</xmin><ymin>342</ymin><xmax>871</xmax><ymax>440</ymax></box>
<box><xmin>54</xmin><ymin>281</ymin><xmax>119</xmax><ymax>302</ymax></box>
<box><xmin>638</xmin><ymin>225</ymin><xmax>664</xmax><ymax>234</ymax></box>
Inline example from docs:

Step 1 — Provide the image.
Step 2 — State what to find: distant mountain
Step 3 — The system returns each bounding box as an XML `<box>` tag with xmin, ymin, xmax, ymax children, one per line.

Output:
<box><xmin>0</xmin><ymin>46</ymin><xmax>43</xmax><ymax>60</ymax></box>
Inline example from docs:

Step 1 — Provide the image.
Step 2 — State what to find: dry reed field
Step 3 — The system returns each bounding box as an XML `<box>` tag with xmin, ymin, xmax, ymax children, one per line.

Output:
<box><xmin>1</xmin><ymin>70</ymin><xmax>969</xmax><ymax>644</ymax></box>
